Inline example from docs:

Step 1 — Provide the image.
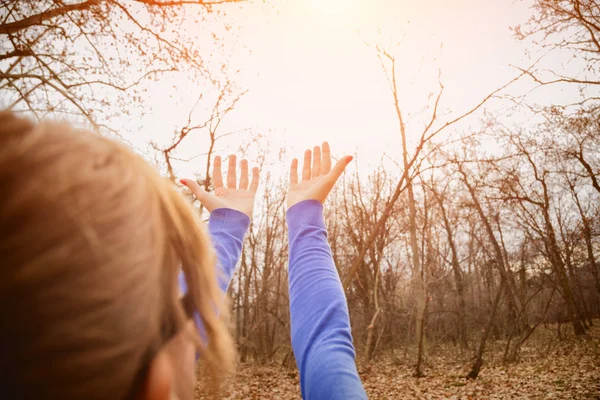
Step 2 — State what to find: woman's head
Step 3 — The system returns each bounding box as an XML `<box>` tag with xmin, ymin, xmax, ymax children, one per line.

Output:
<box><xmin>0</xmin><ymin>111</ymin><xmax>233</xmax><ymax>399</ymax></box>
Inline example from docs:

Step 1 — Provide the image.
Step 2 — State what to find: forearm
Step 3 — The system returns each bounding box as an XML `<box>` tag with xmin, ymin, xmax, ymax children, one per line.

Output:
<box><xmin>206</xmin><ymin>208</ymin><xmax>250</xmax><ymax>293</ymax></box>
<box><xmin>287</xmin><ymin>200</ymin><xmax>366</xmax><ymax>399</ymax></box>
<box><xmin>179</xmin><ymin>208</ymin><xmax>249</xmax><ymax>293</ymax></box>
<box><xmin>178</xmin><ymin>207</ymin><xmax>249</xmax><ymax>347</ymax></box>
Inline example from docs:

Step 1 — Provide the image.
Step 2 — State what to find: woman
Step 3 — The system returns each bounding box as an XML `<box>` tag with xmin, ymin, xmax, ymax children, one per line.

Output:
<box><xmin>0</xmin><ymin>111</ymin><xmax>366</xmax><ymax>399</ymax></box>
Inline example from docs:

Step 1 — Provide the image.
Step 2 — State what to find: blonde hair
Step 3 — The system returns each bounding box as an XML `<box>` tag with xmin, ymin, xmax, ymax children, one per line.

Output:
<box><xmin>0</xmin><ymin>111</ymin><xmax>234</xmax><ymax>399</ymax></box>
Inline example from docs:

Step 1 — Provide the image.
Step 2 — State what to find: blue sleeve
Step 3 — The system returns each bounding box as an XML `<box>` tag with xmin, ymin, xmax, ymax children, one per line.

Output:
<box><xmin>205</xmin><ymin>208</ymin><xmax>250</xmax><ymax>293</ymax></box>
<box><xmin>287</xmin><ymin>200</ymin><xmax>367</xmax><ymax>400</ymax></box>
<box><xmin>178</xmin><ymin>208</ymin><xmax>249</xmax><ymax>329</ymax></box>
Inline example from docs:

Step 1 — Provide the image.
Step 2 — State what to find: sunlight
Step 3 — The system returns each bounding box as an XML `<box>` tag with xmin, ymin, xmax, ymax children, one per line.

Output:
<box><xmin>4</xmin><ymin>1</ymin><xmax>598</xmax><ymax>398</ymax></box>
<box><xmin>309</xmin><ymin>0</ymin><xmax>359</xmax><ymax>16</ymax></box>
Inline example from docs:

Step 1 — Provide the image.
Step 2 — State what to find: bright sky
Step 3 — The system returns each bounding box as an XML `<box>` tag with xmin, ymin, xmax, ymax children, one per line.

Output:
<box><xmin>122</xmin><ymin>0</ymin><xmax>585</xmax><ymax>181</ymax></box>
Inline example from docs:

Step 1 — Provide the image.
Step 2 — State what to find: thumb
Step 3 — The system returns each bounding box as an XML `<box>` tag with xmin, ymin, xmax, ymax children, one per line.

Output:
<box><xmin>180</xmin><ymin>179</ymin><xmax>215</xmax><ymax>210</ymax></box>
<box><xmin>328</xmin><ymin>155</ymin><xmax>353</xmax><ymax>183</ymax></box>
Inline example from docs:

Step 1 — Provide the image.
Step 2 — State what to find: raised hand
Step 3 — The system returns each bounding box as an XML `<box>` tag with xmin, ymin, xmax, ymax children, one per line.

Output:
<box><xmin>180</xmin><ymin>155</ymin><xmax>260</xmax><ymax>218</ymax></box>
<box><xmin>287</xmin><ymin>142</ymin><xmax>353</xmax><ymax>208</ymax></box>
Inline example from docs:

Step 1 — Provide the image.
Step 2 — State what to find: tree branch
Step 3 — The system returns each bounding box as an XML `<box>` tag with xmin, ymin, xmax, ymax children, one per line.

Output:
<box><xmin>0</xmin><ymin>0</ymin><xmax>102</xmax><ymax>35</ymax></box>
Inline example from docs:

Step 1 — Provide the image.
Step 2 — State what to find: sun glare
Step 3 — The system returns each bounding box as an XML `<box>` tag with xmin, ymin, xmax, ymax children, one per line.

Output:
<box><xmin>309</xmin><ymin>0</ymin><xmax>358</xmax><ymax>16</ymax></box>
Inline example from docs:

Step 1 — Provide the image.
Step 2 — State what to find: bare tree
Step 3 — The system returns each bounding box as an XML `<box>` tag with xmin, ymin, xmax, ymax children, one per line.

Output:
<box><xmin>152</xmin><ymin>79</ymin><xmax>246</xmax><ymax>184</ymax></box>
<box><xmin>427</xmin><ymin>176</ymin><xmax>468</xmax><ymax>349</ymax></box>
<box><xmin>566</xmin><ymin>176</ymin><xmax>600</xmax><ymax>299</ymax></box>
<box><xmin>338</xmin><ymin>166</ymin><xmax>398</xmax><ymax>363</ymax></box>
<box><xmin>467</xmin><ymin>278</ymin><xmax>504</xmax><ymax>380</ymax></box>
<box><xmin>341</xmin><ymin>49</ymin><xmax>525</xmax><ymax>294</ymax></box>
<box><xmin>515</xmin><ymin>0</ymin><xmax>600</xmax><ymax>87</ymax></box>
<box><xmin>0</xmin><ymin>0</ymin><xmax>243</xmax><ymax>128</ymax></box>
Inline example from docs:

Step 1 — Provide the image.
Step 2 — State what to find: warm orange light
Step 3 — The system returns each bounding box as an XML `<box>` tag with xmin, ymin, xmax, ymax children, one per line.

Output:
<box><xmin>309</xmin><ymin>0</ymin><xmax>358</xmax><ymax>16</ymax></box>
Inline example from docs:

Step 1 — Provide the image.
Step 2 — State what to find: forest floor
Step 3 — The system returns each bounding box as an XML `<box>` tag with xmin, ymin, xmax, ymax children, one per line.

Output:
<box><xmin>196</xmin><ymin>323</ymin><xmax>600</xmax><ymax>399</ymax></box>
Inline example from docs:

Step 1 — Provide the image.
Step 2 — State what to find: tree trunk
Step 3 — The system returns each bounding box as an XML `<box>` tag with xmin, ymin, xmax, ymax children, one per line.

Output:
<box><xmin>518</xmin><ymin>145</ymin><xmax>587</xmax><ymax>336</ymax></box>
<box><xmin>365</xmin><ymin>267</ymin><xmax>381</xmax><ymax>363</ymax></box>
<box><xmin>432</xmin><ymin>187</ymin><xmax>468</xmax><ymax>348</ymax></box>
<box><xmin>458</xmin><ymin>164</ymin><xmax>523</xmax><ymax>330</ymax></box>
<box><xmin>467</xmin><ymin>280</ymin><xmax>504</xmax><ymax>379</ymax></box>
<box><xmin>391</xmin><ymin>61</ymin><xmax>427</xmax><ymax>377</ymax></box>
<box><xmin>570</xmin><ymin>181</ymin><xmax>600</xmax><ymax>304</ymax></box>
<box><xmin>240</xmin><ymin>247</ymin><xmax>251</xmax><ymax>362</ymax></box>
<box><xmin>504</xmin><ymin>288</ymin><xmax>555</xmax><ymax>363</ymax></box>
<box><xmin>540</xmin><ymin>205</ymin><xmax>586</xmax><ymax>336</ymax></box>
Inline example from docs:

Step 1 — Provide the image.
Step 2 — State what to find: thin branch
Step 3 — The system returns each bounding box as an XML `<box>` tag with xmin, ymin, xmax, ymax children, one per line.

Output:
<box><xmin>0</xmin><ymin>0</ymin><xmax>102</xmax><ymax>35</ymax></box>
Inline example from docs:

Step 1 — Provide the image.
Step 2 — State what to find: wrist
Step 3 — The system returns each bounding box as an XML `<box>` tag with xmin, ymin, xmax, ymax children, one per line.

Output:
<box><xmin>286</xmin><ymin>200</ymin><xmax>326</xmax><ymax>231</ymax></box>
<box><xmin>209</xmin><ymin>208</ymin><xmax>251</xmax><ymax>231</ymax></box>
<box><xmin>287</xmin><ymin>195</ymin><xmax>323</xmax><ymax>210</ymax></box>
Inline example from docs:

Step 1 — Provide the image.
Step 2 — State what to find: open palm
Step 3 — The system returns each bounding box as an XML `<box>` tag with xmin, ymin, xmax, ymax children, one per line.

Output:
<box><xmin>181</xmin><ymin>155</ymin><xmax>259</xmax><ymax>218</ymax></box>
<box><xmin>288</xmin><ymin>142</ymin><xmax>353</xmax><ymax>208</ymax></box>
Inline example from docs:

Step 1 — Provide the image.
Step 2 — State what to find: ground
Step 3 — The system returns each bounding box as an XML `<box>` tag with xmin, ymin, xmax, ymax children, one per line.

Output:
<box><xmin>196</xmin><ymin>324</ymin><xmax>600</xmax><ymax>399</ymax></box>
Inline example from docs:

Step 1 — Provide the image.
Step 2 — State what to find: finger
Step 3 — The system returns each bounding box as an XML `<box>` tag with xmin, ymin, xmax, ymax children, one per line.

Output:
<box><xmin>180</xmin><ymin>179</ymin><xmax>217</xmax><ymax>212</ymax></box>
<box><xmin>213</xmin><ymin>156</ymin><xmax>223</xmax><ymax>188</ymax></box>
<box><xmin>312</xmin><ymin>146</ymin><xmax>321</xmax><ymax>177</ymax></box>
<box><xmin>302</xmin><ymin>149</ymin><xmax>312</xmax><ymax>181</ymax></box>
<box><xmin>322</xmin><ymin>142</ymin><xmax>332</xmax><ymax>174</ymax></box>
<box><xmin>290</xmin><ymin>158</ymin><xmax>299</xmax><ymax>185</ymax></box>
<box><xmin>249</xmin><ymin>167</ymin><xmax>260</xmax><ymax>193</ymax></box>
<box><xmin>328</xmin><ymin>155</ymin><xmax>353</xmax><ymax>184</ymax></box>
<box><xmin>239</xmin><ymin>159</ymin><xmax>249</xmax><ymax>190</ymax></box>
<box><xmin>227</xmin><ymin>154</ymin><xmax>237</xmax><ymax>189</ymax></box>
